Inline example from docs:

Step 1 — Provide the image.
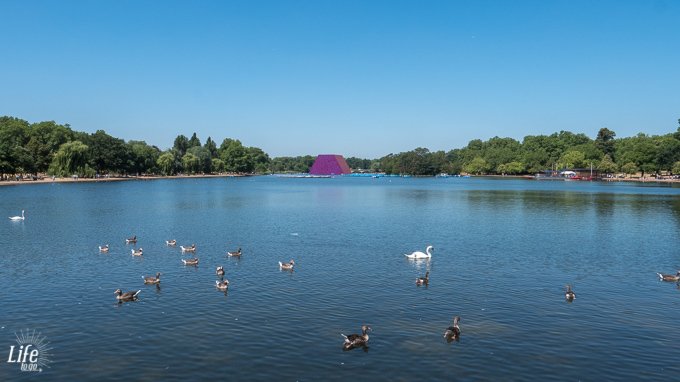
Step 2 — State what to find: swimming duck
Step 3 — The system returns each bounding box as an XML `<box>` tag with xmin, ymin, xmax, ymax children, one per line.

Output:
<box><xmin>656</xmin><ymin>271</ymin><xmax>680</xmax><ymax>282</ymax></box>
<box><xmin>98</xmin><ymin>244</ymin><xmax>110</xmax><ymax>253</ymax></box>
<box><xmin>227</xmin><ymin>247</ymin><xmax>242</xmax><ymax>257</ymax></box>
<box><xmin>182</xmin><ymin>257</ymin><xmax>199</xmax><ymax>266</ymax></box>
<box><xmin>131</xmin><ymin>248</ymin><xmax>143</xmax><ymax>256</ymax></box>
<box><xmin>565</xmin><ymin>284</ymin><xmax>576</xmax><ymax>301</ymax></box>
<box><xmin>114</xmin><ymin>289</ymin><xmax>141</xmax><ymax>302</ymax></box>
<box><xmin>416</xmin><ymin>271</ymin><xmax>429</xmax><ymax>286</ymax></box>
<box><xmin>166</xmin><ymin>239</ymin><xmax>177</xmax><ymax>246</ymax></box>
<box><xmin>215</xmin><ymin>279</ymin><xmax>229</xmax><ymax>290</ymax></box>
<box><xmin>279</xmin><ymin>259</ymin><xmax>295</xmax><ymax>270</ymax></box>
<box><xmin>216</xmin><ymin>266</ymin><xmax>225</xmax><ymax>277</ymax></box>
<box><xmin>341</xmin><ymin>325</ymin><xmax>371</xmax><ymax>350</ymax></box>
<box><xmin>180</xmin><ymin>244</ymin><xmax>196</xmax><ymax>253</ymax></box>
<box><xmin>126</xmin><ymin>235</ymin><xmax>137</xmax><ymax>244</ymax></box>
<box><xmin>405</xmin><ymin>245</ymin><xmax>433</xmax><ymax>259</ymax></box>
<box><xmin>143</xmin><ymin>272</ymin><xmax>161</xmax><ymax>284</ymax></box>
<box><xmin>443</xmin><ymin>316</ymin><xmax>461</xmax><ymax>342</ymax></box>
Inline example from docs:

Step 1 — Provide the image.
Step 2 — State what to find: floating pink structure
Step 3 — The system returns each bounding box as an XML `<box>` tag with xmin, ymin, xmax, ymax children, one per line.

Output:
<box><xmin>309</xmin><ymin>155</ymin><xmax>351</xmax><ymax>175</ymax></box>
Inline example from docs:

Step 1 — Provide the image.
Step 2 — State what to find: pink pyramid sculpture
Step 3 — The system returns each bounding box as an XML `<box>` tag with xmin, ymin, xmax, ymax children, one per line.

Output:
<box><xmin>309</xmin><ymin>154</ymin><xmax>351</xmax><ymax>175</ymax></box>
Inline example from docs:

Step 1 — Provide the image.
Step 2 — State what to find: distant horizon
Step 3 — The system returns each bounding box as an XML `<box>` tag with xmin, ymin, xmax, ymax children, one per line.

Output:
<box><xmin>1</xmin><ymin>1</ymin><xmax>678</xmax><ymax>158</ymax></box>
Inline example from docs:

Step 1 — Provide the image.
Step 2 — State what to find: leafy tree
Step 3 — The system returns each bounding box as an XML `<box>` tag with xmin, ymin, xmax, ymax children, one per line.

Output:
<box><xmin>188</xmin><ymin>132</ymin><xmax>201</xmax><ymax>148</ymax></box>
<box><xmin>181</xmin><ymin>153</ymin><xmax>200</xmax><ymax>174</ymax></box>
<box><xmin>173</xmin><ymin>135</ymin><xmax>190</xmax><ymax>157</ymax></box>
<box><xmin>558</xmin><ymin>150</ymin><xmax>586</xmax><ymax>169</ymax></box>
<box><xmin>247</xmin><ymin>147</ymin><xmax>271</xmax><ymax>173</ymax></box>
<box><xmin>25</xmin><ymin>121</ymin><xmax>73</xmax><ymax>174</ymax></box>
<box><xmin>49</xmin><ymin>141</ymin><xmax>90</xmax><ymax>177</ymax></box>
<box><xmin>0</xmin><ymin>116</ymin><xmax>30</xmax><ymax>177</ymax></box>
<box><xmin>672</xmin><ymin>161</ymin><xmax>680</xmax><ymax>175</ymax></box>
<box><xmin>497</xmin><ymin>161</ymin><xmax>525</xmax><ymax>175</ymax></box>
<box><xmin>621</xmin><ymin>162</ymin><xmax>638</xmax><ymax>177</ymax></box>
<box><xmin>597</xmin><ymin>154</ymin><xmax>617</xmax><ymax>174</ymax></box>
<box><xmin>157</xmin><ymin>152</ymin><xmax>175</xmax><ymax>175</ymax></box>
<box><xmin>212</xmin><ymin>158</ymin><xmax>225</xmax><ymax>173</ymax></box>
<box><xmin>87</xmin><ymin>130</ymin><xmax>128</xmax><ymax>174</ymax></box>
<box><xmin>187</xmin><ymin>146</ymin><xmax>212</xmax><ymax>173</ymax></box>
<box><xmin>220</xmin><ymin>138</ymin><xmax>253</xmax><ymax>173</ymax></box>
<box><xmin>128</xmin><ymin>141</ymin><xmax>160</xmax><ymax>175</ymax></box>
<box><xmin>595</xmin><ymin>127</ymin><xmax>616</xmax><ymax>158</ymax></box>
<box><xmin>463</xmin><ymin>157</ymin><xmax>490</xmax><ymax>175</ymax></box>
<box><xmin>204</xmin><ymin>137</ymin><xmax>218</xmax><ymax>158</ymax></box>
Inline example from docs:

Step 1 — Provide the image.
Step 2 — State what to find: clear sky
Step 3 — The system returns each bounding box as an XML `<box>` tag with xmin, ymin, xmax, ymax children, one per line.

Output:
<box><xmin>1</xmin><ymin>0</ymin><xmax>678</xmax><ymax>158</ymax></box>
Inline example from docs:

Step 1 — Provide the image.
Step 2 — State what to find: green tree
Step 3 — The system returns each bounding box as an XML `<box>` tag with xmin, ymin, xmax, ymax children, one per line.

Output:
<box><xmin>182</xmin><ymin>153</ymin><xmax>200</xmax><ymax>174</ymax></box>
<box><xmin>672</xmin><ymin>161</ymin><xmax>680</xmax><ymax>175</ymax></box>
<box><xmin>204</xmin><ymin>137</ymin><xmax>218</xmax><ymax>158</ymax></box>
<box><xmin>188</xmin><ymin>132</ymin><xmax>201</xmax><ymax>148</ymax></box>
<box><xmin>597</xmin><ymin>154</ymin><xmax>617</xmax><ymax>174</ymax></box>
<box><xmin>87</xmin><ymin>130</ymin><xmax>128</xmax><ymax>174</ymax></box>
<box><xmin>463</xmin><ymin>157</ymin><xmax>490</xmax><ymax>175</ymax></box>
<box><xmin>49</xmin><ymin>141</ymin><xmax>90</xmax><ymax>177</ymax></box>
<box><xmin>595</xmin><ymin>127</ymin><xmax>616</xmax><ymax>158</ymax></box>
<box><xmin>211</xmin><ymin>158</ymin><xmax>225</xmax><ymax>173</ymax></box>
<box><xmin>173</xmin><ymin>135</ymin><xmax>189</xmax><ymax>157</ymax></box>
<box><xmin>558</xmin><ymin>150</ymin><xmax>586</xmax><ymax>169</ymax></box>
<box><xmin>220</xmin><ymin>138</ymin><xmax>253</xmax><ymax>173</ymax></box>
<box><xmin>187</xmin><ymin>146</ymin><xmax>212</xmax><ymax>173</ymax></box>
<box><xmin>157</xmin><ymin>152</ymin><xmax>175</xmax><ymax>175</ymax></box>
<box><xmin>621</xmin><ymin>162</ymin><xmax>638</xmax><ymax>177</ymax></box>
<box><xmin>128</xmin><ymin>141</ymin><xmax>160</xmax><ymax>175</ymax></box>
<box><xmin>497</xmin><ymin>161</ymin><xmax>525</xmax><ymax>175</ymax></box>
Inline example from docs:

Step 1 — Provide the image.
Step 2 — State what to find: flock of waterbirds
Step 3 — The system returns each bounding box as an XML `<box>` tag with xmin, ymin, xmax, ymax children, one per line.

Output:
<box><xmin>9</xmin><ymin>209</ymin><xmax>680</xmax><ymax>351</ymax></box>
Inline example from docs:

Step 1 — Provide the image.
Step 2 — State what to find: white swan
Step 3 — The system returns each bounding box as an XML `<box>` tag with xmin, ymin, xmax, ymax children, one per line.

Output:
<box><xmin>405</xmin><ymin>245</ymin><xmax>433</xmax><ymax>259</ymax></box>
<box><xmin>9</xmin><ymin>210</ymin><xmax>25</xmax><ymax>221</ymax></box>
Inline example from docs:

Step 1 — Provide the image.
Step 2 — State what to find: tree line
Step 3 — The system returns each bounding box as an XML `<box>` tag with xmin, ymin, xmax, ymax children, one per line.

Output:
<box><xmin>2</xmin><ymin>115</ymin><xmax>680</xmax><ymax>178</ymax></box>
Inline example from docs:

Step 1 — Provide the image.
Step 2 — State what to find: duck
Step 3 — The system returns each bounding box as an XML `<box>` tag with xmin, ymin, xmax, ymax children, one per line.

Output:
<box><xmin>405</xmin><ymin>245</ymin><xmax>433</xmax><ymax>259</ymax></box>
<box><xmin>443</xmin><ymin>316</ymin><xmax>461</xmax><ymax>341</ymax></box>
<box><xmin>279</xmin><ymin>259</ymin><xmax>295</xmax><ymax>270</ymax></box>
<box><xmin>215</xmin><ymin>279</ymin><xmax>229</xmax><ymax>290</ymax></box>
<box><xmin>98</xmin><ymin>244</ymin><xmax>110</xmax><ymax>253</ymax></box>
<box><xmin>565</xmin><ymin>284</ymin><xmax>576</xmax><ymax>301</ymax></box>
<box><xmin>656</xmin><ymin>270</ymin><xmax>680</xmax><ymax>282</ymax></box>
<box><xmin>9</xmin><ymin>210</ymin><xmax>25</xmax><ymax>221</ymax></box>
<box><xmin>416</xmin><ymin>271</ymin><xmax>429</xmax><ymax>286</ymax></box>
<box><xmin>227</xmin><ymin>247</ymin><xmax>242</xmax><ymax>257</ymax></box>
<box><xmin>182</xmin><ymin>257</ymin><xmax>199</xmax><ymax>266</ymax></box>
<box><xmin>165</xmin><ymin>239</ymin><xmax>177</xmax><ymax>246</ymax></box>
<box><xmin>143</xmin><ymin>272</ymin><xmax>161</xmax><ymax>285</ymax></box>
<box><xmin>131</xmin><ymin>248</ymin><xmax>143</xmax><ymax>256</ymax></box>
<box><xmin>126</xmin><ymin>235</ymin><xmax>137</xmax><ymax>244</ymax></box>
<box><xmin>216</xmin><ymin>266</ymin><xmax>225</xmax><ymax>277</ymax></box>
<box><xmin>180</xmin><ymin>244</ymin><xmax>196</xmax><ymax>253</ymax></box>
<box><xmin>114</xmin><ymin>289</ymin><xmax>141</xmax><ymax>302</ymax></box>
<box><xmin>341</xmin><ymin>325</ymin><xmax>371</xmax><ymax>350</ymax></box>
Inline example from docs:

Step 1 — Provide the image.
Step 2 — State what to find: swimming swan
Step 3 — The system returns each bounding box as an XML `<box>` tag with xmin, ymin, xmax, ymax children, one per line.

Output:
<box><xmin>405</xmin><ymin>245</ymin><xmax>433</xmax><ymax>259</ymax></box>
<box><xmin>9</xmin><ymin>210</ymin><xmax>25</xmax><ymax>221</ymax></box>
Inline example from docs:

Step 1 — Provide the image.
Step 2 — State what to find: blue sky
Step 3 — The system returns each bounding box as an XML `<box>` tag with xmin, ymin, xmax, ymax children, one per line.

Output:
<box><xmin>1</xmin><ymin>0</ymin><xmax>678</xmax><ymax>158</ymax></box>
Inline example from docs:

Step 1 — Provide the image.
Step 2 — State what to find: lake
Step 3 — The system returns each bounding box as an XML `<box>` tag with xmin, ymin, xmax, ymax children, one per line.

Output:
<box><xmin>1</xmin><ymin>176</ymin><xmax>679</xmax><ymax>381</ymax></box>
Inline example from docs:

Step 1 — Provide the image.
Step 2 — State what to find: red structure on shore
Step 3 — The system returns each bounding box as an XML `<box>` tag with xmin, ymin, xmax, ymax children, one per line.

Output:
<box><xmin>309</xmin><ymin>155</ymin><xmax>351</xmax><ymax>175</ymax></box>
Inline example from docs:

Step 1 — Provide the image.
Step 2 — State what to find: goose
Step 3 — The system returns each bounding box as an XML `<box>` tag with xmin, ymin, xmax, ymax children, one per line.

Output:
<box><xmin>182</xmin><ymin>257</ymin><xmax>199</xmax><ymax>266</ymax></box>
<box><xmin>98</xmin><ymin>245</ymin><xmax>110</xmax><ymax>253</ymax></box>
<box><xmin>279</xmin><ymin>259</ymin><xmax>295</xmax><ymax>270</ymax></box>
<box><xmin>565</xmin><ymin>284</ymin><xmax>576</xmax><ymax>301</ymax></box>
<box><xmin>341</xmin><ymin>325</ymin><xmax>371</xmax><ymax>350</ymax></box>
<box><xmin>416</xmin><ymin>271</ymin><xmax>429</xmax><ymax>286</ymax></box>
<box><xmin>180</xmin><ymin>244</ymin><xmax>196</xmax><ymax>253</ymax></box>
<box><xmin>126</xmin><ymin>235</ymin><xmax>137</xmax><ymax>244</ymax></box>
<box><xmin>131</xmin><ymin>248</ymin><xmax>143</xmax><ymax>256</ymax></box>
<box><xmin>8</xmin><ymin>210</ymin><xmax>25</xmax><ymax>221</ymax></box>
<box><xmin>114</xmin><ymin>289</ymin><xmax>141</xmax><ymax>302</ymax></box>
<box><xmin>405</xmin><ymin>245</ymin><xmax>433</xmax><ymax>259</ymax></box>
<box><xmin>443</xmin><ymin>316</ymin><xmax>461</xmax><ymax>341</ymax></box>
<box><xmin>227</xmin><ymin>247</ymin><xmax>242</xmax><ymax>257</ymax></box>
<box><xmin>656</xmin><ymin>271</ymin><xmax>680</xmax><ymax>282</ymax></box>
<box><xmin>166</xmin><ymin>240</ymin><xmax>177</xmax><ymax>246</ymax></box>
<box><xmin>215</xmin><ymin>279</ymin><xmax>229</xmax><ymax>290</ymax></box>
<box><xmin>216</xmin><ymin>266</ymin><xmax>225</xmax><ymax>277</ymax></box>
<box><xmin>143</xmin><ymin>272</ymin><xmax>161</xmax><ymax>285</ymax></box>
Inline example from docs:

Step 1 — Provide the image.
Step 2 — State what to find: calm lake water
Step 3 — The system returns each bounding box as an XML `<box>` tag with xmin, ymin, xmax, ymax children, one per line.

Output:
<box><xmin>1</xmin><ymin>176</ymin><xmax>679</xmax><ymax>381</ymax></box>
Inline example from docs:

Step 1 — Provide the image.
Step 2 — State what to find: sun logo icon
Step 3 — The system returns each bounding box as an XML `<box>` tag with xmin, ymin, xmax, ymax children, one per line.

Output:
<box><xmin>7</xmin><ymin>329</ymin><xmax>53</xmax><ymax>372</ymax></box>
